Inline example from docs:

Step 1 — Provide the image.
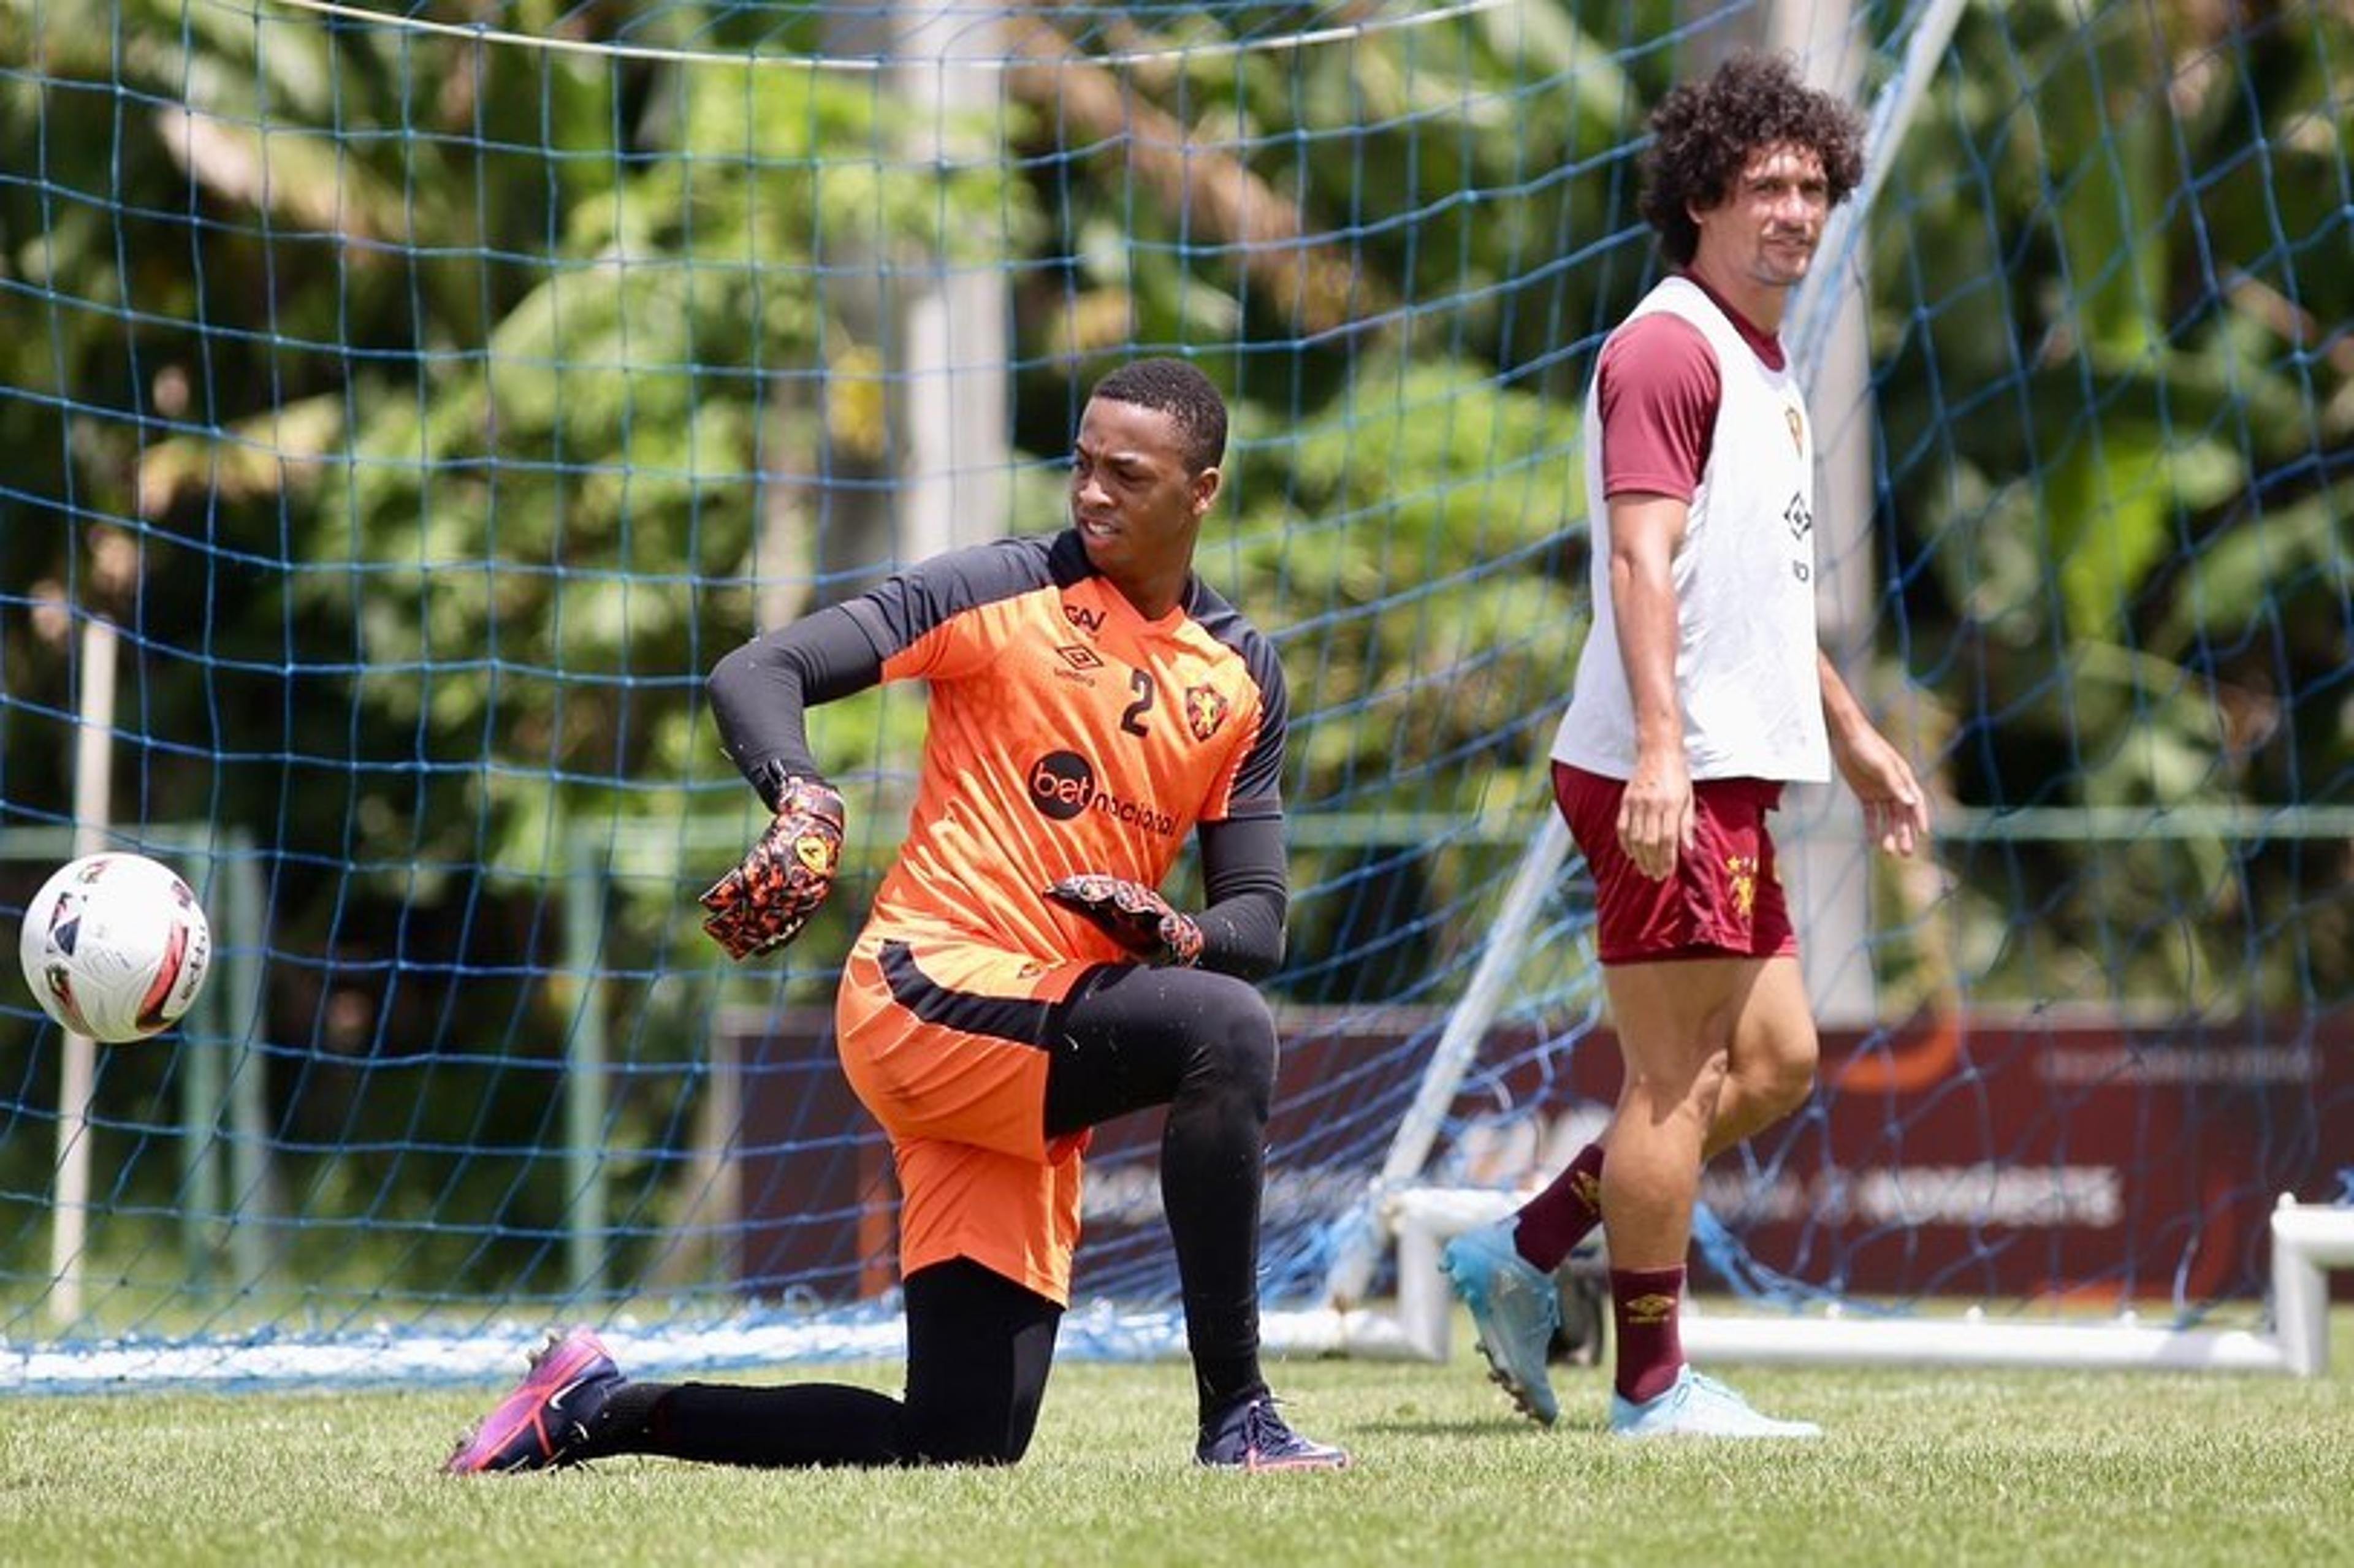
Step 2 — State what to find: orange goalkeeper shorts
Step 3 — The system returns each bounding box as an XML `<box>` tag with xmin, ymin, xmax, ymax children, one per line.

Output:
<box><xmin>834</xmin><ymin>929</ymin><xmax>1100</xmax><ymax>1305</ymax></box>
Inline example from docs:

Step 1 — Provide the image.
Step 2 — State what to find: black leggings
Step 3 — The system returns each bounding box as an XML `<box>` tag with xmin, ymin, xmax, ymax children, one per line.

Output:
<box><xmin>1044</xmin><ymin>963</ymin><xmax>1276</xmax><ymax>1415</ymax></box>
<box><xmin>609</xmin><ymin>962</ymin><xmax>1276</xmax><ymax>1467</ymax></box>
<box><xmin>624</xmin><ymin>1258</ymin><xmax>1059</xmax><ymax>1466</ymax></box>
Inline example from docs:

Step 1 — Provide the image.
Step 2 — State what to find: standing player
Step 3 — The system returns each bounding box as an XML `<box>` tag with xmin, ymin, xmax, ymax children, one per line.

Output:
<box><xmin>445</xmin><ymin>358</ymin><xmax>1349</xmax><ymax>1474</ymax></box>
<box><xmin>1441</xmin><ymin>53</ymin><xmax>1929</xmax><ymax>1437</ymax></box>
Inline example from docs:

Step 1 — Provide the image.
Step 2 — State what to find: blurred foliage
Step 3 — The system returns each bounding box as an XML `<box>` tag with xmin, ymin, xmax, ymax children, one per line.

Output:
<box><xmin>2</xmin><ymin>0</ymin><xmax>2351</xmax><ymax>1282</ymax></box>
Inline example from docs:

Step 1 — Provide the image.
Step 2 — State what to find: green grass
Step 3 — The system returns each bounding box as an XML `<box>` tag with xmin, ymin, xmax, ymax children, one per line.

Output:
<box><xmin>6</xmin><ymin>1317</ymin><xmax>2352</xmax><ymax>1567</ymax></box>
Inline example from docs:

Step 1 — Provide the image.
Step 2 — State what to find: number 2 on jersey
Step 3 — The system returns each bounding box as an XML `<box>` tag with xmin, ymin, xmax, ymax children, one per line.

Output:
<box><xmin>1121</xmin><ymin>669</ymin><xmax>1156</xmax><ymax>736</ymax></box>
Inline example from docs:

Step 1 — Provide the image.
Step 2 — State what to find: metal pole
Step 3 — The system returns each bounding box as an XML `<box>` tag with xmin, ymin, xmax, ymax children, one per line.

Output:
<box><xmin>1778</xmin><ymin>0</ymin><xmax>1976</xmax><ymax>1027</ymax></box>
<box><xmin>1770</xmin><ymin>0</ymin><xmax>1878</xmax><ymax>1027</ymax></box>
<box><xmin>221</xmin><ymin>835</ymin><xmax>273</xmax><ymax>1290</ymax></box>
<box><xmin>178</xmin><ymin>839</ymin><xmax>223</xmax><ymax>1290</ymax></box>
<box><xmin>563</xmin><ymin>827</ymin><xmax>611</xmax><ymax>1299</ymax></box>
<box><xmin>47</xmin><ymin>614</ymin><xmax>116</xmax><ymax>1327</ymax></box>
<box><xmin>894</xmin><ymin>0</ymin><xmax>1010</xmax><ymax>557</ymax></box>
<box><xmin>1323</xmin><ymin>812</ymin><xmax>1572</xmax><ymax>1307</ymax></box>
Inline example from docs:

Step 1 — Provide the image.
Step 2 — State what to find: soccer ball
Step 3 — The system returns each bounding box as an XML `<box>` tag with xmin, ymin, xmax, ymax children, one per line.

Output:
<box><xmin>18</xmin><ymin>853</ymin><xmax>213</xmax><ymax>1044</ymax></box>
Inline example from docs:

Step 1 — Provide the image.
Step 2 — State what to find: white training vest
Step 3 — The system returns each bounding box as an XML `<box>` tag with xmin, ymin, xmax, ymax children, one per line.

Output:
<box><xmin>1550</xmin><ymin>276</ymin><xmax>1830</xmax><ymax>783</ymax></box>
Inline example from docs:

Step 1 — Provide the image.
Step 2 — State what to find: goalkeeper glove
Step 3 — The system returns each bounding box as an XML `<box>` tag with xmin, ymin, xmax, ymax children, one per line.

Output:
<box><xmin>1044</xmin><ymin>873</ymin><xmax>1204</xmax><ymax>968</ymax></box>
<box><xmin>699</xmin><ymin>777</ymin><xmax>847</xmax><ymax>961</ymax></box>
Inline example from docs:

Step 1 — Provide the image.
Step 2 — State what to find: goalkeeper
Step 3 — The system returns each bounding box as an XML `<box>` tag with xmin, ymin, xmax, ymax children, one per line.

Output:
<box><xmin>446</xmin><ymin>357</ymin><xmax>1347</xmax><ymax>1474</ymax></box>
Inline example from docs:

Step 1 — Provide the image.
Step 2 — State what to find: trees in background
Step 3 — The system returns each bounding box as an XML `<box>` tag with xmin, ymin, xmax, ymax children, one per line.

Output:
<box><xmin>3</xmin><ymin>0</ymin><xmax>2349</xmax><ymax>1269</ymax></box>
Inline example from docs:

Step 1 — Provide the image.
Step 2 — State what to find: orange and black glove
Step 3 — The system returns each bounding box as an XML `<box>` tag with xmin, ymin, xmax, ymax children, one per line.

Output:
<box><xmin>699</xmin><ymin>777</ymin><xmax>847</xmax><ymax>961</ymax></box>
<box><xmin>1044</xmin><ymin>873</ymin><xmax>1204</xmax><ymax>968</ymax></box>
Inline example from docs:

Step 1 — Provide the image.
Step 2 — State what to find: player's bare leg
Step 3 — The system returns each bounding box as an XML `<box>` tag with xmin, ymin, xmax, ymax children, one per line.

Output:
<box><xmin>1699</xmin><ymin>956</ymin><xmax>1818</xmax><ymax>1158</ymax></box>
<box><xmin>1599</xmin><ymin>955</ymin><xmax>1819</xmax><ymax>1437</ymax></box>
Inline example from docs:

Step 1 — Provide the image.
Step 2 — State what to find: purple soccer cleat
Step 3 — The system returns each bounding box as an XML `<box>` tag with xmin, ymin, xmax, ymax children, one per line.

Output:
<box><xmin>1195</xmin><ymin>1395</ymin><xmax>1352</xmax><ymax>1472</ymax></box>
<box><xmin>443</xmin><ymin>1328</ymin><xmax>625</xmax><ymax>1474</ymax></box>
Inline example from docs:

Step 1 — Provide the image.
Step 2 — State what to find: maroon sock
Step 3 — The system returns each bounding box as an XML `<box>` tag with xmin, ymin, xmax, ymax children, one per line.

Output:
<box><xmin>1512</xmin><ymin>1142</ymin><xmax>1606</xmax><ymax>1271</ymax></box>
<box><xmin>1610</xmin><ymin>1265</ymin><xmax>1686</xmax><ymax>1405</ymax></box>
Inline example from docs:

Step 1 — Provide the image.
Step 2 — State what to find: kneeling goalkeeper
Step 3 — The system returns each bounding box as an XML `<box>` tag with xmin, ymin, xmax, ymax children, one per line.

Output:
<box><xmin>446</xmin><ymin>357</ymin><xmax>1347</xmax><ymax>1474</ymax></box>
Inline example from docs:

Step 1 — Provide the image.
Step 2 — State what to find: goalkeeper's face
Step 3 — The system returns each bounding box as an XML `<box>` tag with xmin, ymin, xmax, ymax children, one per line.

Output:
<box><xmin>1069</xmin><ymin>397</ymin><xmax>1224</xmax><ymax>585</ymax></box>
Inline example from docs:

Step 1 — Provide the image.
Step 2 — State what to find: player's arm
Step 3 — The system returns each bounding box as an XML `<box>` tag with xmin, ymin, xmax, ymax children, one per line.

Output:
<box><xmin>1190</xmin><ymin>815</ymin><xmax>1289</xmax><ymax>978</ymax></box>
<box><xmin>1818</xmin><ymin>650</ymin><xmax>1929</xmax><ymax>858</ymax></box>
<box><xmin>707</xmin><ymin>607</ymin><xmax>883</xmax><ymax>809</ymax></box>
<box><xmin>1607</xmin><ymin>490</ymin><xmax>1693</xmax><ymax>881</ymax></box>
<box><xmin>1590</xmin><ymin>314</ymin><xmax>1714</xmax><ymax>883</ymax></box>
<box><xmin>698</xmin><ymin>608</ymin><xmax>883</xmax><ymax>959</ymax></box>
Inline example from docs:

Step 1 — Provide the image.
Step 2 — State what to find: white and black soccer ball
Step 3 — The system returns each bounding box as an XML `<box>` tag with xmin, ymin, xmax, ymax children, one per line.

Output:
<box><xmin>18</xmin><ymin>853</ymin><xmax>213</xmax><ymax>1044</ymax></box>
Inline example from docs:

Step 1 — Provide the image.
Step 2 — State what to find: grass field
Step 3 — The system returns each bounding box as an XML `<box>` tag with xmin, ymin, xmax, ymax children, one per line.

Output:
<box><xmin>6</xmin><ymin>1311</ymin><xmax>2351</xmax><ymax>1567</ymax></box>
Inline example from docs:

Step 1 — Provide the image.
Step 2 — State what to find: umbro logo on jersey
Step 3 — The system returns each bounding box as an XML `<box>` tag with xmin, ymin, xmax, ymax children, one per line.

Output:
<box><xmin>1062</xmin><ymin>602</ymin><xmax>1106</xmax><ymax>634</ymax></box>
<box><xmin>1055</xmin><ymin>644</ymin><xmax>1105</xmax><ymax>672</ymax></box>
<box><xmin>1784</xmin><ymin>493</ymin><xmax>1813</xmax><ymax>539</ymax></box>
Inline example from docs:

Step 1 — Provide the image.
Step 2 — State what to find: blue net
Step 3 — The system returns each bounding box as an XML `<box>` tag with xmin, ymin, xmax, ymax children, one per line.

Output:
<box><xmin>2</xmin><ymin>0</ymin><xmax>2350</xmax><ymax>1384</ymax></box>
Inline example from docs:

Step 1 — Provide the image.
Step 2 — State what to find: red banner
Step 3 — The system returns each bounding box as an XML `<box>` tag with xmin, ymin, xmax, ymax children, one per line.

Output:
<box><xmin>733</xmin><ymin>1008</ymin><xmax>2354</xmax><ymax>1303</ymax></box>
<box><xmin>1432</xmin><ymin>1014</ymin><xmax>2354</xmax><ymax>1302</ymax></box>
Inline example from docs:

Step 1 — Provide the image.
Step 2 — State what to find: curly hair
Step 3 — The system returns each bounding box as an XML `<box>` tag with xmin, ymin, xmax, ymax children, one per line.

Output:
<box><xmin>1089</xmin><ymin>357</ymin><xmax>1229</xmax><ymax>474</ymax></box>
<box><xmin>1639</xmin><ymin>51</ymin><xmax>1867</xmax><ymax>268</ymax></box>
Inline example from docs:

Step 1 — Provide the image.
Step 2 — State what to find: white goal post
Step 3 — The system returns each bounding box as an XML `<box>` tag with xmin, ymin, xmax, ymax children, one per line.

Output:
<box><xmin>1260</xmin><ymin>1191</ymin><xmax>2354</xmax><ymax>1377</ymax></box>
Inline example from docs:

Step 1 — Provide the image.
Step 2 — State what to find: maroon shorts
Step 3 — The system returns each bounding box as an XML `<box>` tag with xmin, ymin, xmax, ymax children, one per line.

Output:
<box><xmin>1553</xmin><ymin>760</ymin><xmax>1798</xmax><ymax>965</ymax></box>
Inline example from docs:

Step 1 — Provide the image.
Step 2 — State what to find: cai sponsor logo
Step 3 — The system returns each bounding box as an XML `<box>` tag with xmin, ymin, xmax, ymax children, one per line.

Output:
<box><xmin>1026</xmin><ymin>749</ymin><xmax>1179</xmax><ymax>836</ymax></box>
<box><xmin>1062</xmin><ymin>601</ymin><xmax>1106</xmax><ymax>635</ymax></box>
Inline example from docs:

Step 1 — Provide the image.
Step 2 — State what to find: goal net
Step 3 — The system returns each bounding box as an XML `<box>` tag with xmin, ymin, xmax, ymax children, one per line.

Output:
<box><xmin>2</xmin><ymin>0</ymin><xmax>2350</xmax><ymax>1388</ymax></box>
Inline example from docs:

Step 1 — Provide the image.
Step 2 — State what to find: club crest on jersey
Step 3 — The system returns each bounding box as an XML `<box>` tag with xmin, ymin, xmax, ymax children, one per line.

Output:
<box><xmin>1183</xmin><ymin>684</ymin><xmax>1230</xmax><ymax>742</ymax></box>
<box><xmin>1785</xmin><ymin>403</ymin><xmax>1805</xmax><ymax>455</ymax></box>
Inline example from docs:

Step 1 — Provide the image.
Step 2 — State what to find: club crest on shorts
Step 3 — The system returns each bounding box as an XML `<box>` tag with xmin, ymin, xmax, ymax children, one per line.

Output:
<box><xmin>1725</xmin><ymin>854</ymin><xmax>1759</xmax><ymax>920</ymax></box>
<box><xmin>1183</xmin><ymin>684</ymin><xmax>1230</xmax><ymax>742</ymax></box>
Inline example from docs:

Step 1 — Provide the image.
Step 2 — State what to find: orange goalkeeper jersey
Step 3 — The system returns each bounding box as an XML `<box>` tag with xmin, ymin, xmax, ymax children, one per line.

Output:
<box><xmin>837</xmin><ymin>530</ymin><xmax>1287</xmax><ymax>965</ymax></box>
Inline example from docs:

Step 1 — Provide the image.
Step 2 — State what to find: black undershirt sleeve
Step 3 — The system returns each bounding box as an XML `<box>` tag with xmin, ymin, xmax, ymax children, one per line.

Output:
<box><xmin>704</xmin><ymin>606</ymin><xmax>885</xmax><ymax>810</ymax></box>
<box><xmin>1190</xmin><ymin>815</ymin><xmax>1288</xmax><ymax>981</ymax></box>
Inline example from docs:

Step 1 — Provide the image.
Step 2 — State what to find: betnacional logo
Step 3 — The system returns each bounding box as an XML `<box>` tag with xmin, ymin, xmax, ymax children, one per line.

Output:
<box><xmin>1029</xmin><ymin>750</ymin><xmax>1095</xmax><ymax>821</ymax></box>
<box><xmin>1027</xmin><ymin>750</ymin><xmax>1179</xmax><ymax>835</ymax></box>
<box><xmin>1183</xmin><ymin>684</ymin><xmax>1230</xmax><ymax>742</ymax></box>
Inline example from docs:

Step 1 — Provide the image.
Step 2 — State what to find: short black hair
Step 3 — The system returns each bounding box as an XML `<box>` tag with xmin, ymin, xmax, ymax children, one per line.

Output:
<box><xmin>1089</xmin><ymin>357</ymin><xmax>1228</xmax><ymax>474</ymax></box>
<box><xmin>1639</xmin><ymin>51</ymin><xmax>1867</xmax><ymax>268</ymax></box>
